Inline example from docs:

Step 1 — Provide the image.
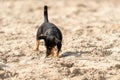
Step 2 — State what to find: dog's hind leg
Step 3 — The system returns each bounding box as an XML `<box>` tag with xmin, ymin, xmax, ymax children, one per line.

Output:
<box><xmin>50</xmin><ymin>46</ymin><xmax>56</xmax><ymax>57</ymax></box>
<box><xmin>54</xmin><ymin>51</ymin><xmax>59</xmax><ymax>58</ymax></box>
<box><xmin>34</xmin><ymin>40</ymin><xmax>40</xmax><ymax>51</ymax></box>
<box><xmin>34</xmin><ymin>32</ymin><xmax>44</xmax><ymax>51</ymax></box>
<box><xmin>53</xmin><ymin>46</ymin><xmax>59</xmax><ymax>58</ymax></box>
<box><xmin>46</xmin><ymin>46</ymin><xmax>52</xmax><ymax>57</ymax></box>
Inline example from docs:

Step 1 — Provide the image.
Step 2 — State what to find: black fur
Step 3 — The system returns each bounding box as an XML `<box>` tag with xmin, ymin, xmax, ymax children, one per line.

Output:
<box><xmin>36</xmin><ymin>5</ymin><xmax>62</xmax><ymax>57</ymax></box>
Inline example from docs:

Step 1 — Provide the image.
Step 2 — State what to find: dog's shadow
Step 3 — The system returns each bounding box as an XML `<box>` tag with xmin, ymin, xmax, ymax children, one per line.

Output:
<box><xmin>60</xmin><ymin>51</ymin><xmax>82</xmax><ymax>58</ymax></box>
<box><xmin>60</xmin><ymin>51</ymin><xmax>89</xmax><ymax>58</ymax></box>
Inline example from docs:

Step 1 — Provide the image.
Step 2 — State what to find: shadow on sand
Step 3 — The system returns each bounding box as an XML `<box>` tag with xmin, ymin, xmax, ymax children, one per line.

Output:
<box><xmin>60</xmin><ymin>51</ymin><xmax>90</xmax><ymax>58</ymax></box>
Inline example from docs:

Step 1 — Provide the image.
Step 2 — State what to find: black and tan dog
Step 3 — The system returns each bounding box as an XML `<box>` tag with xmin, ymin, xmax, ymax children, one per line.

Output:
<box><xmin>34</xmin><ymin>5</ymin><xmax>62</xmax><ymax>58</ymax></box>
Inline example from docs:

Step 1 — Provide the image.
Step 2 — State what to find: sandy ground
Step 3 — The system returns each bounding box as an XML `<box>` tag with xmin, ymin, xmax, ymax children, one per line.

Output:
<box><xmin>0</xmin><ymin>0</ymin><xmax>120</xmax><ymax>80</ymax></box>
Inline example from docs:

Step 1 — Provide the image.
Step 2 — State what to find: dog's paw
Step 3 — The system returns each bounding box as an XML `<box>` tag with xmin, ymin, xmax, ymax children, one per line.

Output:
<box><xmin>34</xmin><ymin>48</ymin><xmax>39</xmax><ymax>51</ymax></box>
<box><xmin>54</xmin><ymin>52</ymin><xmax>59</xmax><ymax>58</ymax></box>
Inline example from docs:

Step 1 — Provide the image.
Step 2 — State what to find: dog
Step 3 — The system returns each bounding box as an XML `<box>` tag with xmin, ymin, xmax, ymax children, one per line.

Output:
<box><xmin>34</xmin><ymin>5</ymin><xmax>62</xmax><ymax>58</ymax></box>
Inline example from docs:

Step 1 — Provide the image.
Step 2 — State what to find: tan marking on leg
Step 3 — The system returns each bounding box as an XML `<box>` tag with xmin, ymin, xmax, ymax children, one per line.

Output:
<box><xmin>49</xmin><ymin>47</ymin><xmax>54</xmax><ymax>57</ymax></box>
<box><xmin>34</xmin><ymin>40</ymin><xmax>40</xmax><ymax>51</ymax></box>
<box><xmin>53</xmin><ymin>46</ymin><xmax>59</xmax><ymax>58</ymax></box>
<box><xmin>46</xmin><ymin>48</ymin><xmax>53</xmax><ymax>57</ymax></box>
<box><xmin>54</xmin><ymin>51</ymin><xmax>59</xmax><ymax>58</ymax></box>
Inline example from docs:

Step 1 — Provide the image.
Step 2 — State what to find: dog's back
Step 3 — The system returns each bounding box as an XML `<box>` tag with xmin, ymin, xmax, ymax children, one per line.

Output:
<box><xmin>37</xmin><ymin>6</ymin><xmax>62</xmax><ymax>41</ymax></box>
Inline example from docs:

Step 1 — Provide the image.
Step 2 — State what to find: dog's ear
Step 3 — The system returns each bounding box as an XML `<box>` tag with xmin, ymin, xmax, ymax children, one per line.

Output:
<box><xmin>38</xmin><ymin>36</ymin><xmax>46</xmax><ymax>40</ymax></box>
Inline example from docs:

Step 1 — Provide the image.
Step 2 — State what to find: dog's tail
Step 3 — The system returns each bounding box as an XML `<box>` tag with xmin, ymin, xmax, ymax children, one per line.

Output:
<box><xmin>44</xmin><ymin>5</ymin><xmax>49</xmax><ymax>22</ymax></box>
